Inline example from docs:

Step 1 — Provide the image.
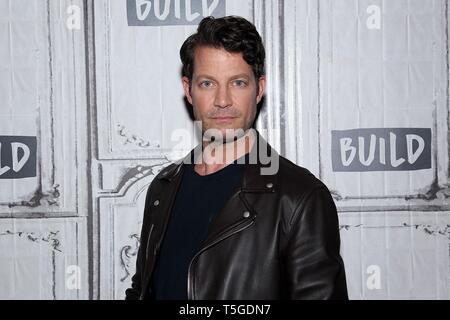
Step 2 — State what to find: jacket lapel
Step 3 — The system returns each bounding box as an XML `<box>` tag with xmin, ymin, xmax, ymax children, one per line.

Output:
<box><xmin>142</xmin><ymin>161</ymin><xmax>185</xmax><ymax>294</ymax></box>
<box><xmin>152</xmin><ymin>129</ymin><xmax>279</xmax><ymax>253</ymax></box>
<box><xmin>199</xmin><ymin>130</ymin><xmax>279</xmax><ymax>249</ymax></box>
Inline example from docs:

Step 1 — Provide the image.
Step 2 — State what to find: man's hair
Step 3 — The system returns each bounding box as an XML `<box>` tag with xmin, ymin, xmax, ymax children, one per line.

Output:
<box><xmin>180</xmin><ymin>16</ymin><xmax>265</xmax><ymax>82</ymax></box>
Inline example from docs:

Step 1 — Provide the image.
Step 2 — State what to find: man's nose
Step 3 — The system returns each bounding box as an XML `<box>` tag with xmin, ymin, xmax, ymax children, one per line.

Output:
<box><xmin>214</xmin><ymin>85</ymin><xmax>232</xmax><ymax>108</ymax></box>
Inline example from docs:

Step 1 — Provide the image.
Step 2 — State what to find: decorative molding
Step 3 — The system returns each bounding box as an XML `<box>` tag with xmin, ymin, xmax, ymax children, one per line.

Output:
<box><xmin>331</xmin><ymin>182</ymin><xmax>450</xmax><ymax>202</ymax></box>
<box><xmin>318</xmin><ymin>0</ymin><xmax>450</xmax><ymax>211</ymax></box>
<box><xmin>116</xmin><ymin>124</ymin><xmax>159</xmax><ymax>149</ymax></box>
<box><xmin>0</xmin><ymin>227</ymin><xmax>65</xmax><ymax>299</ymax></box>
<box><xmin>94</xmin><ymin>0</ymin><xmax>168</xmax><ymax>160</ymax></box>
<box><xmin>0</xmin><ymin>229</ymin><xmax>62</xmax><ymax>252</ymax></box>
<box><xmin>7</xmin><ymin>184</ymin><xmax>61</xmax><ymax>208</ymax></box>
<box><xmin>330</xmin><ymin>189</ymin><xmax>343</xmax><ymax>201</ymax></box>
<box><xmin>98</xmin><ymin>174</ymin><xmax>155</xmax><ymax>299</ymax></box>
<box><xmin>339</xmin><ymin>223</ymin><xmax>450</xmax><ymax>240</ymax></box>
<box><xmin>0</xmin><ymin>0</ymin><xmax>55</xmax><ymax>212</ymax></box>
<box><xmin>119</xmin><ymin>233</ymin><xmax>139</xmax><ymax>282</ymax></box>
<box><xmin>1</xmin><ymin>0</ymin><xmax>85</xmax><ymax>216</ymax></box>
<box><xmin>253</xmin><ymin>0</ymin><xmax>283</xmax><ymax>154</ymax></box>
<box><xmin>98</xmin><ymin>161</ymin><xmax>170</xmax><ymax>196</ymax></box>
<box><xmin>405</xmin><ymin>182</ymin><xmax>450</xmax><ymax>201</ymax></box>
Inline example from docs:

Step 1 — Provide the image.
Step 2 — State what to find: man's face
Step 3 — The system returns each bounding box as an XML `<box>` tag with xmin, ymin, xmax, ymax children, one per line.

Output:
<box><xmin>182</xmin><ymin>46</ymin><xmax>265</xmax><ymax>141</ymax></box>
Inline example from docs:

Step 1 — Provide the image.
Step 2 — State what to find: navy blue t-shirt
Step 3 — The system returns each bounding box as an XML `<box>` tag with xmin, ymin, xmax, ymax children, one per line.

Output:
<box><xmin>150</xmin><ymin>159</ymin><xmax>246</xmax><ymax>300</ymax></box>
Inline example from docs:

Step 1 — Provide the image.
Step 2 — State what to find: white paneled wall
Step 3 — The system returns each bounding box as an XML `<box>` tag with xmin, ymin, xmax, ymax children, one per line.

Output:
<box><xmin>0</xmin><ymin>0</ymin><xmax>88</xmax><ymax>299</ymax></box>
<box><xmin>0</xmin><ymin>0</ymin><xmax>449</xmax><ymax>299</ymax></box>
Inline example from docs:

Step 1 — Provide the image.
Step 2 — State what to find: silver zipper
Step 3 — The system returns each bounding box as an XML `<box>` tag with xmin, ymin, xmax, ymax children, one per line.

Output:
<box><xmin>140</xmin><ymin>224</ymin><xmax>155</xmax><ymax>300</ymax></box>
<box><xmin>145</xmin><ymin>223</ymin><xmax>155</xmax><ymax>261</ymax></box>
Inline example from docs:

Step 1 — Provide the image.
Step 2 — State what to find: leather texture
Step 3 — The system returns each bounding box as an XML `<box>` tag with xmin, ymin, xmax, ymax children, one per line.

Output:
<box><xmin>125</xmin><ymin>131</ymin><xmax>348</xmax><ymax>300</ymax></box>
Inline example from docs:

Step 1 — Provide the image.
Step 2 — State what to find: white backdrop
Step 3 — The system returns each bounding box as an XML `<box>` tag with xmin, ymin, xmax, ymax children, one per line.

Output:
<box><xmin>0</xmin><ymin>0</ymin><xmax>449</xmax><ymax>299</ymax></box>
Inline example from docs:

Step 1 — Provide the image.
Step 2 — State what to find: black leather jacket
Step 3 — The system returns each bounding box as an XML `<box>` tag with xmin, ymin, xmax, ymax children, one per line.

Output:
<box><xmin>125</xmin><ymin>132</ymin><xmax>348</xmax><ymax>300</ymax></box>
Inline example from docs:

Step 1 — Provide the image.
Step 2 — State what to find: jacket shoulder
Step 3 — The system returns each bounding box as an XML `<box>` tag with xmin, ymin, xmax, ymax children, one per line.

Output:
<box><xmin>277</xmin><ymin>155</ymin><xmax>328</xmax><ymax>196</ymax></box>
<box><xmin>274</xmin><ymin>156</ymin><xmax>335</xmax><ymax>223</ymax></box>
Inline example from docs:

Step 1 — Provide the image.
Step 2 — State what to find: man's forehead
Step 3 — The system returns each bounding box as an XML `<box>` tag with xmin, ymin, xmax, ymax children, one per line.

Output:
<box><xmin>192</xmin><ymin>46</ymin><xmax>253</xmax><ymax>77</ymax></box>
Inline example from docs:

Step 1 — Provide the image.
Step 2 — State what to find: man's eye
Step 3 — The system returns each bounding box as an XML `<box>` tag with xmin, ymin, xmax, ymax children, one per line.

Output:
<box><xmin>200</xmin><ymin>81</ymin><xmax>213</xmax><ymax>88</ymax></box>
<box><xmin>233</xmin><ymin>80</ymin><xmax>248</xmax><ymax>87</ymax></box>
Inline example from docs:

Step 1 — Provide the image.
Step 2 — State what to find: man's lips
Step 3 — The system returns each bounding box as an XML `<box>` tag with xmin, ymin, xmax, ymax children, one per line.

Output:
<box><xmin>211</xmin><ymin>116</ymin><xmax>236</xmax><ymax>123</ymax></box>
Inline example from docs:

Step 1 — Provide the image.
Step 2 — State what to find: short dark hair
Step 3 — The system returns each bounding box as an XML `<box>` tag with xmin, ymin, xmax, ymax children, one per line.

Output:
<box><xmin>180</xmin><ymin>16</ymin><xmax>265</xmax><ymax>82</ymax></box>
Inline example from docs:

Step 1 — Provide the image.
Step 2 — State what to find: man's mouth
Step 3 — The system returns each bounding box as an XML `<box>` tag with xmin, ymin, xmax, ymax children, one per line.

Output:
<box><xmin>212</xmin><ymin>116</ymin><xmax>236</xmax><ymax>123</ymax></box>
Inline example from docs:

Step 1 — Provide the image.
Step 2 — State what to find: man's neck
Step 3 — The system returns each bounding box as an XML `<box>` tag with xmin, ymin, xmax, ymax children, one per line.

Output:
<box><xmin>194</xmin><ymin>129</ymin><xmax>256</xmax><ymax>176</ymax></box>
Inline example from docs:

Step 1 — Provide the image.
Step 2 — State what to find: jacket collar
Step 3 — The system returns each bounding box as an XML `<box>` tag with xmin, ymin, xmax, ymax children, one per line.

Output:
<box><xmin>157</xmin><ymin>129</ymin><xmax>279</xmax><ymax>193</ymax></box>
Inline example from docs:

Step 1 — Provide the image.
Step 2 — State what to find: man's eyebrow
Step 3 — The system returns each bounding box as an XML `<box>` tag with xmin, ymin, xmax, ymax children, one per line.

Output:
<box><xmin>195</xmin><ymin>74</ymin><xmax>251</xmax><ymax>80</ymax></box>
<box><xmin>195</xmin><ymin>74</ymin><xmax>217</xmax><ymax>80</ymax></box>
<box><xmin>229</xmin><ymin>74</ymin><xmax>251</xmax><ymax>80</ymax></box>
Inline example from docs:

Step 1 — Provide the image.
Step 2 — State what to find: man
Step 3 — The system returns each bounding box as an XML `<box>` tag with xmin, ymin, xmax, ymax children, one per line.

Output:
<box><xmin>125</xmin><ymin>15</ymin><xmax>348</xmax><ymax>300</ymax></box>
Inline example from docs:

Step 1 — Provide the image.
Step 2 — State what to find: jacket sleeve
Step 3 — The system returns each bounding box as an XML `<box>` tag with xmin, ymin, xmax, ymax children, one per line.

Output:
<box><xmin>284</xmin><ymin>186</ymin><xmax>348</xmax><ymax>300</ymax></box>
<box><xmin>125</xmin><ymin>185</ymin><xmax>153</xmax><ymax>300</ymax></box>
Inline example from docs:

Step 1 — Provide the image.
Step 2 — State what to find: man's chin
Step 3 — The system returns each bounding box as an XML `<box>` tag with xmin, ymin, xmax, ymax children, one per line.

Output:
<box><xmin>202</xmin><ymin>126</ymin><xmax>249</xmax><ymax>143</ymax></box>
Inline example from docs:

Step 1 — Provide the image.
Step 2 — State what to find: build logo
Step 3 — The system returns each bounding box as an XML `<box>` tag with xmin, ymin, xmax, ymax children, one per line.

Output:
<box><xmin>127</xmin><ymin>0</ymin><xmax>226</xmax><ymax>26</ymax></box>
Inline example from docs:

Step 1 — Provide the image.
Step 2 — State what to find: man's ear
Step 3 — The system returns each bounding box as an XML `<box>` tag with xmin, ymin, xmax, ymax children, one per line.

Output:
<box><xmin>256</xmin><ymin>75</ymin><xmax>266</xmax><ymax>104</ymax></box>
<box><xmin>182</xmin><ymin>76</ymin><xmax>193</xmax><ymax>105</ymax></box>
